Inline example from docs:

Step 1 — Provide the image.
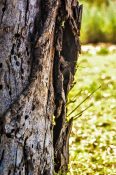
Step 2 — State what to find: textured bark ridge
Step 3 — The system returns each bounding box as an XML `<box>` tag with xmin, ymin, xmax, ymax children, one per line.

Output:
<box><xmin>53</xmin><ymin>1</ymin><xmax>82</xmax><ymax>172</ymax></box>
<box><xmin>0</xmin><ymin>0</ymin><xmax>82</xmax><ymax>174</ymax></box>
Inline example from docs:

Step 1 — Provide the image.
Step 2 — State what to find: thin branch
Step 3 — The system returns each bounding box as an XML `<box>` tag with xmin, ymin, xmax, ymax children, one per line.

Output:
<box><xmin>69</xmin><ymin>82</ymin><xmax>77</xmax><ymax>92</ymax></box>
<box><xmin>72</xmin><ymin>104</ymin><xmax>92</xmax><ymax>121</ymax></box>
<box><xmin>66</xmin><ymin>89</ymin><xmax>82</xmax><ymax>106</ymax></box>
<box><xmin>76</xmin><ymin>62</ymin><xmax>86</xmax><ymax>69</ymax></box>
<box><xmin>67</xmin><ymin>86</ymin><xmax>101</xmax><ymax>117</ymax></box>
<box><xmin>66</xmin><ymin>100</ymin><xmax>76</xmax><ymax>106</ymax></box>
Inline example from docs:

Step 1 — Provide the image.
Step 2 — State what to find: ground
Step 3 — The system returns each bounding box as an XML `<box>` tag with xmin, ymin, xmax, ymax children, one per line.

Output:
<box><xmin>67</xmin><ymin>46</ymin><xmax>116</xmax><ymax>175</ymax></box>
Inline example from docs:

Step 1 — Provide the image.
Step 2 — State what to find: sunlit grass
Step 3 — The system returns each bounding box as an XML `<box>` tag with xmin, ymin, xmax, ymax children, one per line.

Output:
<box><xmin>67</xmin><ymin>50</ymin><xmax>116</xmax><ymax>175</ymax></box>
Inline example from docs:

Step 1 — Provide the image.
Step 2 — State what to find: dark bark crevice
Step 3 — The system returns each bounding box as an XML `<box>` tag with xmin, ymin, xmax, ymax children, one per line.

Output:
<box><xmin>0</xmin><ymin>0</ymin><xmax>7</xmax><ymax>24</ymax></box>
<box><xmin>25</xmin><ymin>0</ymin><xmax>29</xmax><ymax>26</ymax></box>
<box><xmin>0</xmin><ymin>149</ymin><xmax>4</xmax><ymax>166</ymax></box>
<box><xmin>53</xmin><ymin>0</ymin><xmax>82</xmax><ymax>172</ymax></box>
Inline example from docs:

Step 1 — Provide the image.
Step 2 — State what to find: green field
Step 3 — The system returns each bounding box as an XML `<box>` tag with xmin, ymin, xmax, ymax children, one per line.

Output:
<box><xmin>67</xmin><ymin>50</ymin><xmax>116</xmax><ymax>175</ymax></box>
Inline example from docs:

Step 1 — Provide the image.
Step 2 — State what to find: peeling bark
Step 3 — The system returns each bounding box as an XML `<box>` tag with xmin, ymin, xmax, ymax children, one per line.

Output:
<box><xmin>0</xmin><ymin>0</ymin><xmax>82</xmax><ymax>174</ymax></box>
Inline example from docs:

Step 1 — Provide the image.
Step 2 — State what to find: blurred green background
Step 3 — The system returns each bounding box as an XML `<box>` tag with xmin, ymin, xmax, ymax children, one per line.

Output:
<box><xmin>67</xmin><ymin>0</ymin><xmax>116</xmax><ymax>174</ymax></box>
<box><xmin>80</xmin><ymin>0</ymin><xmax>116</xmax><ymax>44</ymax></box>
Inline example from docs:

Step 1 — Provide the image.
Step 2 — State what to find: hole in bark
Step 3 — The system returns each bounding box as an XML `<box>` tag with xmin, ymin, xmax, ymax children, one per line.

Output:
<box><xmin>19</xmin><ymin>107</ymin><xmax>22</xmax><ymax>110</ymax></box>
<box><xmin>32</xmin><ymin>105</ymin><xmax>35</xmax><ymax>111</ymax></box>
<box><xmin>6</xmin><ymin>133</ymin><xmax>12</xmax><ymax>138</ymax></box>
<box><xmin>21</xmin><ymin>76</ymin><xmax>23</xmax><ymax>80</ymax></box>
<box><xmin>25</xmin><ymin>115</ymin><xmax>29</xmax><ymax>120</ymax></box>
<box><xmin>0</xmin><ymin>85</ymin><xmax>3</xmax><ymax>90</ymax></box>
<box><xmin>14</xmin><ymin>55</ymin><xmax>17</xmax><ymax>60</ymax></box>
<box><xmin>17</xmin><ymin>40</ymin><xmax>21</xmax><ymax>48</ymax></box>
<box><xmin>16</xmin><ymin>61</ymin><xmax>20</xmax><ymax>66</ymax></box>
<box><xmin>23</xmin><ymin>123</ymin><xmax>25</xmax><ymax>126</ymax></box>
<box><xmin>8</xmin><ymin>170</ymin><xmax>11</xmax><ymax>175</ymax></box>
<box><xmin>0</xmin><ymin>63</ymin><xmax>2</xmax><ymax>68</ymax></box>
<box><xmin>16</xmin><ymin>115</ymin><xmax>21</xmax><ymax>120</ymax></box>
<box><xmin>2</xmin><ymin>7</ymin><xmax>6</xmax><ymax>12</ymax></box>
<box><xmin>0</xmin><ymin>120</ymin><xmax>4</xmax><ymax>135</ymax></box>
<box><xmin>26</xmin><ymin>47</ymin><xmax>29</xmax><ymax>56</ymax></box>
<box><xmin>7</xmin><ymin>85</ymin><xmax>9</xmax><ymax>89</ymax></box>
<box><xmin>9</xmin><ymin>90</ymin><xmax>11</xmax><ymax>96</ymax></box>
<box><xmin>11</xmin><ymin>44</ymin><xmax>15</xmax><ymax>55</ymax></box>
<box><xmin>27</xmin><ymin>60</ymin><xmax>30</xmax><ymax>64</ymax></box>
<box><xmin>32</xmin><ymin>144</ymin><xmax>33</xmax><ymax>148</ymax></box>
<box><xmin>11</xmin><ymin>129</ymin><xmax>15</xmax><ymax>133</ymax></box>
<box><xmin>18</xmin><ymin>53</ymin><xmax>21</xmax><ymax>58</ymax></box>
<box><xmin>21</xmin><ymin>68</ymin><xmax>24</xmax><ymax>74</ymax></box>
<box><xmin>15</xmin><ymin>33</ymin><xmax>20</xmax><ymax>38</ymax></box>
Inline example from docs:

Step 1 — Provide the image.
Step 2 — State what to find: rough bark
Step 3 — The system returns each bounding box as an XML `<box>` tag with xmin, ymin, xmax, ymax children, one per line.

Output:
<box><xmin>0</xmin><ymin>0</ymin><xmax>82</xmax><ymax>174</ymax></box>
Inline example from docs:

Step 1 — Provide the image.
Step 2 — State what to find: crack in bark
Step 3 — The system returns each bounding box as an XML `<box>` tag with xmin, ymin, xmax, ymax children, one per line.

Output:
<box><xmin>6</xmin><ymin>60</ymin><xmax>12</xmax><ymax>103</ymax></box>
<box><xmin>0</xmin><ymin>0</ymin><xmax>7</xmax><ymax>24</ymax></box>
<box><xmin>0</xmin><ymin>149</ymin><xmax>4</xmax><ymax>166</ymax></box>
<box><xmin>25</xmin><ymin>0</ymin><xmax>29</xmax><ymax>26</ymax></box>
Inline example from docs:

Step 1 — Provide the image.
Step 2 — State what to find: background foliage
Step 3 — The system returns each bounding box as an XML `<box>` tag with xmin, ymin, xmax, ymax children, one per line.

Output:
<box><xmin>80</xmin><ymin>0</ymin><xmax>116</xmax><ymax>44</ymax></box>
<box><xmin>67</xmin><ymin>0</ymin><xmax>116</xmax><ymax>174</ymax></box>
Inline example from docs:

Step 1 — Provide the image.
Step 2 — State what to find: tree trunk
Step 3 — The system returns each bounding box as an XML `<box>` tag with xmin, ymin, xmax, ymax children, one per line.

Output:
<box><xmin>0</xmin><ymin>0</ymin><xmax>82</xmax><ymax>174</ymax></box>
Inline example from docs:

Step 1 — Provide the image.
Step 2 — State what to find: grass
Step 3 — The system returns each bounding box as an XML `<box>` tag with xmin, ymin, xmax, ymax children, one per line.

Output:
<box><xmin>67</xmin><ymin>50</ymin><xmax>116</xmax><ymax>175</ymax></box>
<box><xmin>80</xmin><ymin>1</ymin><xmax>116</xmax><ymax>44</ymax></box>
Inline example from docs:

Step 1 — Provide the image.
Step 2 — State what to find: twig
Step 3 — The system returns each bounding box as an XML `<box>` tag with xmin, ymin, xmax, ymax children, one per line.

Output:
<box><xmin>67</xmin><ymin>86</ymin><xmax>101</xmax><ymax>117</ymax></box>
<box><xmin>72</xmin><ymin>104</ymin><xmax>92</xmax><ymax>121</ymax></box>
<box><xmin>67</xmin><ymin>89</ymin><xmax>82</xmax><ymax>106</ymax></box>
